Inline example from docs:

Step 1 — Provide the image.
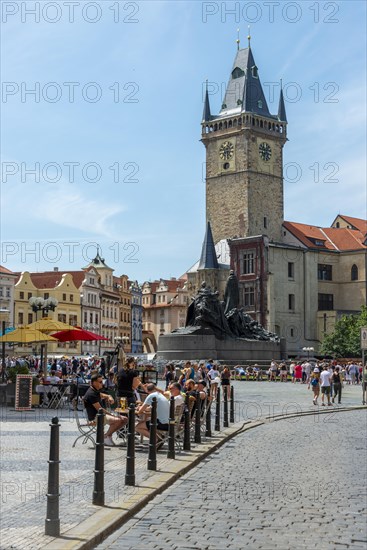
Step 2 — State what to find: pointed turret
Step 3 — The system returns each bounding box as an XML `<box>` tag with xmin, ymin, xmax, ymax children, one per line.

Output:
<box><xmin>202</xmin><ymin>82</ymin><xmax>212</xmax><ymax>122</ymax></box>
<box><xmin>278</xmin><ymin>85</ymin><xmax>287</xmax><ymax>122</ymax></box>
<box><xmin>198</xmin><ymin>222</ymin><xmax>219</xmax><ymax>269</ymax></box>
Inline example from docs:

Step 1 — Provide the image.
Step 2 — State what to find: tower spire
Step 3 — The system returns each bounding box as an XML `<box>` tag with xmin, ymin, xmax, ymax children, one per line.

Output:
<box><xmin>247</xmin><ymin>25</ymin><xmax>251</xmax><ymax>48</ymax></box>
<box><xmin>278</xmin><ymin>79</ymin><xmax>287</xmax><ymax>122</ymax></box>
<box><xmin>202</xmin><ymin>79</ymin><xmax>212</xmax><ymax>122</ymax></box>
<box><xmin>236</xmin><ymin>28</ymin><xmax>240</xmax><ymax>51</ymax></box>
<box><xmin>198</xmin><ymin>221</ymin><xmax>219</xmax><ymax>270</ymax></box>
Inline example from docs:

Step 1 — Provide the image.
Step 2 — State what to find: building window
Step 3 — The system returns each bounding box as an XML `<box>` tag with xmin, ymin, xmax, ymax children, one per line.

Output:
<box><xmin>242</xmin><ymin>252</ymin><xmax>255</xmax><ymax>275</ymax></box>
<box><xmin>28</xmin><ymin>313</ymin><xmax>33</xmax><ymax>324</ymax></box>
<box><xmin>28</xmin><ymin>292</ymin><xmax>32</xmax><ymax>299</ymax></box>
<box><xmin>244</xmin><ymin>285</ymin><xmax>255</xmax><ymax>308</ymax></box>
<box><xmin>84</xmin><ymin>312</ymin><xmax>88</xmax><ymax>323</ymax></box>
<box><xmin>288</xmin><ymin>262</ymin><xmax>294</xmax><ymax>279</ymax></box>
<box><xmin>18</xmin><ymin>312</ymin><xmax>24</xmax><ymax>324</ymax></box>
<box><xmin>318</xmin><ymin>264</ymin><xmax>332</xmax><ymax>281</ymax></box>
<box><xmin>95</xmin><ymin>314</ymin><xmax>98</xmax><ymax>324</ymax></box>
<box><xmin>0</xmin><ymin>288</ymin><xmax>3</xmax><ymax>297</ymax></box>
<box><xmin>19</xmin><ymin>292</ymin><xmax>24</xmax><ymax>299</ymax></box>
<box><xmin>351</xmin><ymin>264</ymin><xmax>358</xmax><ymax>281</ymax></box>
<box><xmin>62</xmin><ymin>294</ymin><xmax>66</xmax><ymax>301</ymax></box>
<box><xmin>263</xmin><ymin>216</ymin><xmax>267</xmax><ymax>229</ymax></box>
<box><xmin>44</xmin><ymin>293</ymin><xmax>49</xmax><ymax>299</ymax></box>
<box><xmin>70</xmin><ymin>294</ymin><xmax>74</xmax><ymax>302</ymax></box>
<box><xmin>90</xmin><ymin>313</ymin><xmax>93</xmax><ymax>323</ymax></box>
<box><xmin>290</xmin><ymin>328</ymin><xmax>294</xmax><ymax>337</ymax></box>
<box><xmin>288</xmin><ymin>294</ymin><xmax>295</xmax><ymax>311</ymax></box>
<box><xmin>318</xmin><ymin>293</ymin><xmax>334</xmax><ymax>311</ymax></box>
<box><xmin>58</xmin><ymin>314</ymin><xmax>67</xmax><ymax>323</ymax></box>
<box><xmin>6</xmin><ymin>288</ymin><xmax>10</xmax><ymax>298</ymax></box>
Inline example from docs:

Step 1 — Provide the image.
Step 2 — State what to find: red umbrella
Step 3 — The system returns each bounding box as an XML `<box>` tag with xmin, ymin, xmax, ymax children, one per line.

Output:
<box><xmin>51</xmin><ymin>327</ymin><xmax>108</xmax><ymax>342</ymax></box>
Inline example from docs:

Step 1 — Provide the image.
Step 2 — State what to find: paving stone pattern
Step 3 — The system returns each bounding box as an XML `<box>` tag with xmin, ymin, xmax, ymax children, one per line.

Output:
<box><xmin>96</xmin><ymin>409</ymin><xmax>367</xmax><ymax>550</ymax></box>
<box><xmin>0</xmin><ymin>382</ymin><xmax>364</xmax><ymax>550</ymax></box>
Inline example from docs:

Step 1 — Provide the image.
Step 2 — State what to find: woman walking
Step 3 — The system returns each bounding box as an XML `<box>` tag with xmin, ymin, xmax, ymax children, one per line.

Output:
<box><xmin>331</xmin><ymin>366</ymin><xmax>343</xmax><ymax>404</ymax></box>
<box><xmin>208</xmin><ymin>364</ymin><xmax>221</xmax><ymax>399</ymax></box>
<box><xmin>308</xmin><ymin>367</ymin><xmax>320</xmax><ymax>405</ymax></box>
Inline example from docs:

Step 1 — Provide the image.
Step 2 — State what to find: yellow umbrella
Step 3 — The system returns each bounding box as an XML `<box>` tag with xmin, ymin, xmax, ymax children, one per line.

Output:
<box><xmin>26</xmin><ymin>317</ymin><xmax>79</xmax><ymax>333</ymax></box>
<box><xmin>0</xmin><ymin>327</ymin><xmax>58</xmax><ymax>343</ymax></box>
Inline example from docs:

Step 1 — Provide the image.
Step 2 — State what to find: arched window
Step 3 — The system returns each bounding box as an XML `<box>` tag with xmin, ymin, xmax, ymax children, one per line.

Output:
<box><xmin>351</xmin><ymin>264</ymin><xmax>358</xmax><ymax>281</ymax></box>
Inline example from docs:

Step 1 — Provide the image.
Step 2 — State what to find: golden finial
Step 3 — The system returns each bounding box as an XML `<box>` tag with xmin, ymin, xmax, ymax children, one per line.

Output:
<box><xmin>247</xmin><ymin>25</ymin><xmax>251</xmax><ymax>47</ymax></box>
<box><xmin>236</xmin><ymin>28</ymin><xmax>240</xmax><ymax>51</ymax></box>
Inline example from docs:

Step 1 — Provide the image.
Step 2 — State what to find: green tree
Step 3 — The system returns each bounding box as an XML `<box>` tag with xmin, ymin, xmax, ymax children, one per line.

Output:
<box><xmin>321</xmin><ymin>306</ymin><xmax>367</xmax><ymax>357</ymax></box>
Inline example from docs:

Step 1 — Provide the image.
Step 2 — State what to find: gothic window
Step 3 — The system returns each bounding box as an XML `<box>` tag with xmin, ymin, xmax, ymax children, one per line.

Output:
<box><xmin>351</xmin><ymin>264</ymin><xmax>358</xmax><ymax>281</ymax></box>
<box><xmin>232</xmin><ymin>67</ymin><xmax>245</xmax><ymax>79</ymax></box>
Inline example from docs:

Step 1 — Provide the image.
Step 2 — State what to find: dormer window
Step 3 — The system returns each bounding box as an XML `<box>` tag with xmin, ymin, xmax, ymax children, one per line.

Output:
<box><xmin>251</xmin><ymin>65</ymin><xmax>258</xmax><ymax>78</ymax></box>
<box><xmin>257</xmin><ymin>100</ymin><xmax>262</xmax><ymax>109</ymax></box>
<box><xmin>237</xmin><ymin>99</ymin><xmax>243</xmax><ymax>106</ymax></box>
<box><xmin>232</xmin><ymin>67</ymin><xmax>245</xmax><ymax>79</ymax></box>
<box><xmin>221</xmin><ymin>103</ymin><xmax>227</xmax><ymax>109</ymax></box>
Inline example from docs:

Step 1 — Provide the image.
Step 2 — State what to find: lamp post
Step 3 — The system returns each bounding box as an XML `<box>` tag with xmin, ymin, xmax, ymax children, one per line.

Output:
<box><xmin>29</xmin><ymin>297</ymin><xmax>58</xmax><ymax>374</ymax></box>
<box><xmin>302</xmin><ymin>347</ymin><xmax>314</xmax><ymax>360</ymax></box>
<box><xmin>0</xmin><ymin>308</ymin><xmax>10</xmax><ymax>384</ymax></box>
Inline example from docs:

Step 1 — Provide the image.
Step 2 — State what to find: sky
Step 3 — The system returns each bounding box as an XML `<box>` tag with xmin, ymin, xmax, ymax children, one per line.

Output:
<box><xmin>1</xmin><ymin>0</ymin><xmax>366</xmax><ymax>283</ymax></box>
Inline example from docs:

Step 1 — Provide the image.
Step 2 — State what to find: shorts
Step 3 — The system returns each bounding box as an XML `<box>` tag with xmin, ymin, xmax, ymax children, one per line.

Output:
<box><xmin>321</xmin><ymin>386</ymin><xmax>331</xmax><ymax>395</ymax></box>
<box><xmin>221</xmin><ymin>380</ymin><xmax>230</xmax><ymax>386</ymax></box>
<box><xmin>146</xmin><ymin>420</ymin><xmax>169</xmax><ymax>431</ymax></box>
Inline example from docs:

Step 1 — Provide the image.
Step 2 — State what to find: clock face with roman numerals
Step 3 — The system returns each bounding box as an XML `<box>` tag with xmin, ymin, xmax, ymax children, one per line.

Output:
<box><xmin>259</xmin><ymin>142</ymin><xmax>272</xmax><ymax>161</ymax></box>
<box><xmin>219</xmin><ymin>141</ymin><xmax>234</xmax><ymax>160</ymax></box>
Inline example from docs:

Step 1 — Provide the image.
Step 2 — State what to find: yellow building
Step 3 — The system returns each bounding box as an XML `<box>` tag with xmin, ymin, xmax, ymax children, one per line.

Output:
<box><xmin>14</xmin><ymin>269</ymin><xmax>81</xmax><ymax>355</ymax></box>
<box><xmin>114</xmin><ymin>274</ymin><xmax>132</xmax><ymax>354</ymax></box>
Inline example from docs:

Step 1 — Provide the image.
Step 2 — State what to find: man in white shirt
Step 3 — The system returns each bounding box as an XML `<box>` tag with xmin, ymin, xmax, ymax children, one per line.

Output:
<box><xmin>136</xmin><ymin>384</ymin><xmax>170</xmax><ymax>439</ymax></box>
<box><xmin>320</xmin><ymin>368</ymin><xmax>332</xmax><ymax>406</ymax></box>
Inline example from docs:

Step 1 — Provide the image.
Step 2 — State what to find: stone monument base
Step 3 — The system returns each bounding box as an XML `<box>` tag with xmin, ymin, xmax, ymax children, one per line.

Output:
<box><xmin>158</xmin><ymin>333</ymin><xmax>286</xmax><ymax>362</ymax></box>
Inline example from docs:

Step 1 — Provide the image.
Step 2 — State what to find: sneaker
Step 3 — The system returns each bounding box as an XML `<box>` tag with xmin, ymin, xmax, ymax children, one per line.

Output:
<box><xmin>321</xmin><ymin>403</ymin><xmax>325</xmax><ymax>406</ymax></box>
<box><xmin>332</xmin><ymin>397</ymin><xmax>335</xmax><ymax>403</ymax></box>
<box><xmin>313</xmin><ymin>398</ymin><xmax>316</xmax><ymax>405</ymax></box>
<box><xmin>328</xmin><ymin>403</ymin><xmax>333</xmax><ymax>406</ymax></box>
<box><xmin>104</xmin><ymin>436</ymin><xmax>115</xmax><ymax>446</ymax></box>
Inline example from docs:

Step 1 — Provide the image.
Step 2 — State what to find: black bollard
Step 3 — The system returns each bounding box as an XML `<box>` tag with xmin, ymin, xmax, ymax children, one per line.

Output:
<box><xmin>215</xmin><ymin>387</ymin><xmax>221</xmax><ymax>431</ymax></box>
<box><xmin>223</xmin><ymin>386</ymin><xmax>229</xmax><ymax>428</ymax></box>
<box><xmin>167</xmin><ymin>396</ymin><xmax>175</xmax><ymax>459</ymax></box>
<box><xmin>93</xmin><ymin>409</ymin><xmax>105</xmax><ymax>505</ymax></box>
<box><xmin>125</xmin><ymin>404</ymin><xmax>136</xmax><ymax>486</ymax></box>
<box><xmin>45</xmin><ymin>417</ymin><xmax>60</xmax><ymax>536</ymax></box>
<box><xmin>183</xmin><ymin>395</ymin><xmax>191</xmax><ymax>451</ymax></box>
<box><xmin>230</xmin><ymin>386</ymin><xmax>235</xmax><ymax>423</ymax></box>
<box><xmin>194</xmin><ymin>391</ymin><xmax>201</xmax><ymax>444</ymax></box>
<box><xmin>205</xmin><ymin>391</ymin><xmax>212</xmax><ymax>437</ymax></box>
<box><xmin>147</xmin><ymin>397</ymin><xmax>157</xmax><ymax>470</ymax></box>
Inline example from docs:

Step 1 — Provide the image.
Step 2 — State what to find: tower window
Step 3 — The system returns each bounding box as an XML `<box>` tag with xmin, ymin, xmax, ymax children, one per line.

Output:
<box><xmin>318</xmin><ymin>264</ymin><xmax>332</xmax><ymax>281</ymax></box>
<box><xmin>318</xmin><ymin>293</ymin><xmax>334</xmax><ymax>311</ymax></box>
<box><xmin>251</xmin><ymin>65</ymin><xmax>258</xmax><ymax>78</ymax></box>
<box><xmin>258</xmin><ymin>100</ymin><xmax>263</xmax><ymax>109</ymax></box>
<box><xmin>232</xmin><ymin>67</ymin><xmax>245</xmax><ymax>79</ymax></box>
<box><xmin>237</xmin><ymin>99</ymin><xmax>243</xmax><ymax>106</ymax></box>
<box><xmin>264</xmin><ymin>217</ymin><xmax>268</xmax><ymax>229</ymax></box>
<box><xmin>221</xmin><ymin>103</ymin><xmax>227</xmax><ymax>109</ymax></box>
<box><xmin>223</xmin><ymin>163</ymin><xmax>230</xmax><ymax>170</ymax></box>
<box><xmin>288</xmin><ymin>294</ymin><xmax>295</xmax><ymax>311</ymax></box>
<box><xmin>288</xmin><ymin>262</ymin><xmax>294</xmax><ymax>279</ymax></box>
<box><xmin>351</xmin><ymin>264</ymin><xmax>358</xmax><ymax>281</ymax></box>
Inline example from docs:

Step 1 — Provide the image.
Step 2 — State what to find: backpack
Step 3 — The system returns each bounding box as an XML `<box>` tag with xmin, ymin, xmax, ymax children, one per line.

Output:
<box><xmin>311</xmin><ymin>377</ymin><xmax>319</xmax><ymax>387</ymax></box>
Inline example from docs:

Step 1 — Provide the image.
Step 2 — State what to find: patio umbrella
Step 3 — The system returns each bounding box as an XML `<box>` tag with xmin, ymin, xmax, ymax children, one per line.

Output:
<box><xmin>51</xmin><ymin>327</ymin><xmax>108</xmax><ymax>342</ymax></box>
<box><xmin>26</xmin><ymin>317</ymin><xmax>78</xmax><ymax>333</ymax></box>
<box><xmin>0</xmin><ymin>327</ymin><xmax>58</xmax><ymax>343</ymax></box>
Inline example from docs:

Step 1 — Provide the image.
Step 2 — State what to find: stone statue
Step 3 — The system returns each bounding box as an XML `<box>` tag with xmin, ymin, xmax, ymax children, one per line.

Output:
<box><xmin>223</xmin><ymin>270</ymin><xmax>240</xmax><ymax>314</ymax></box>
<box><xmin>179</xmin><ymin>274</ymin><xmax>279</xmax><ymax>342</ymax></box>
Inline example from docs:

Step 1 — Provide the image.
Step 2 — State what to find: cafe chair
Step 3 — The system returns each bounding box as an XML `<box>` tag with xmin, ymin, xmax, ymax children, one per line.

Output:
<box><xmin>72</xmin><ymin>398</ymin><xmax>96</xmax><ymax>449</ymax></box>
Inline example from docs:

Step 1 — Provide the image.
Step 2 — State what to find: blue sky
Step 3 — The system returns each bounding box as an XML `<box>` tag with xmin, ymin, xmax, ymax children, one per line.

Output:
<box><xmin>1</xmin><ymin>1</ymin><xmax>366</xmax><ymax>282</ymax></box>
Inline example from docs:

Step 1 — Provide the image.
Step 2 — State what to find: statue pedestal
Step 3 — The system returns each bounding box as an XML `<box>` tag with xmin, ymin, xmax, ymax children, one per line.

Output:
<box><xmin>158</xmin><ymin>333</ymin><xmax>286</xmax><ymax>362</ymax></box>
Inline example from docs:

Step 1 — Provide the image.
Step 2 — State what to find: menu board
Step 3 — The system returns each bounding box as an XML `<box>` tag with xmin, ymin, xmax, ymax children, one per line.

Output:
<box><xmin>15</xmin><ymin>375</ymin><xmax>33</xmax><ymax>411</ymax></box>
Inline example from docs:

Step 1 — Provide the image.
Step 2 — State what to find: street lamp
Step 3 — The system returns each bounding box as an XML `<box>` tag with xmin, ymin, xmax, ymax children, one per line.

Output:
<box><xmin>0</xmin><ymin>308</ymin><xmax>10</xmax><ymax>383</ymax></box>
<box><xmin>29</xmin><ymin>297</ymin><xmax>58</xmax><ymax>319</ymax></box>
<box><xmin>28</xmin><ymin>297</ymin><xmax>58</xmax><ymax>372</ymax></box>
<box><xmin>302</xmin><ymin>346</ymin><xmax>314</xmax><ymax>360</ymax></box>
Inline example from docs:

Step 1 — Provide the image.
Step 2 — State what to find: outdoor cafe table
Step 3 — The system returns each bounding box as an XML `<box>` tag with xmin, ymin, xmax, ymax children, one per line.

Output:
<box><xmin>36</xmin><ymin>382</ymin><xmax>73</xmax><ymax>409</ymax></box>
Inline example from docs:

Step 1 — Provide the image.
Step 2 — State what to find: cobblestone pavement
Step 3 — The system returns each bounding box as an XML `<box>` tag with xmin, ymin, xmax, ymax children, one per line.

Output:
<box><xmin>96</xmin><ymin>408</ymin><xmax>367</xmax><ymax>550</ymax></box>
<box><xmin>0</xmin><ymin>382</ymin><xmax>364</xmax><ymax>549</ymax></box>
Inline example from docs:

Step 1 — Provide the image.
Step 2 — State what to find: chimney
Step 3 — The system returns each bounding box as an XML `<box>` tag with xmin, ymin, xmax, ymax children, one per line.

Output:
<box><xmin>54</xmin><ymin>267</ymin><xmax>59</xmax><ymax>272</ymax></box>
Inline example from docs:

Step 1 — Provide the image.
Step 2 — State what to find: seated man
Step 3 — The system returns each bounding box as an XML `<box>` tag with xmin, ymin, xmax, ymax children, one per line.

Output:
<box><xmin>46</xmin><ymin>370</ymin><xmax>61</xmax><ymax>384</ymax></box>
<box><xmin>84</xmin><ymin>373</ymin><xmax>127</xmax><ymax>446</ymax></box>
<box><xmin>169</xmin><ymin>382</ymin><xmax>185</xmax><ymax>407</ymax></box>
<box><xmin>136</xmin><ymin>383</ymin><xmax>170</xmax><ymax>440</ymax></box>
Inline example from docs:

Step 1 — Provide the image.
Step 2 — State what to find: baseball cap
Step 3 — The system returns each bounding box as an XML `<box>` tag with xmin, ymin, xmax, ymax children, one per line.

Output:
<box><xmin>313</xmin><ymin>368</ymin><xmax>320</xmax><ymax>373</ymax></box>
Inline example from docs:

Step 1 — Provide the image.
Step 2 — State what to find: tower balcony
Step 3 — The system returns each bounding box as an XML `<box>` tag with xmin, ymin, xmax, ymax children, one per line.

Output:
<box><xmin>202</xmin><ymin>113</ymin><xmax>287</xmax><ymax>140</ymax></box>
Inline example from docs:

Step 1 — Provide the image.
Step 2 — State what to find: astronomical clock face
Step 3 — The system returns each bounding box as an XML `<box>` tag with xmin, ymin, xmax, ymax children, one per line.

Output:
<box><xmin>219</xmin><ymin>141</ymin><xmax>234</xmax><ymax>161</ymax></box>
<box><xmin>259</xmin><ymin>142</ymin><xmax>272</xmax><ymax>161</ymax></box>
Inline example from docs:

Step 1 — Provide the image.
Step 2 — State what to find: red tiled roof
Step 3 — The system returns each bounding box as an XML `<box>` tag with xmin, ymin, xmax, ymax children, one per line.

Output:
<box><xmin>337</xmin><ymin>215</ymin><xmax>367</xmax><ymax>234</ymax></box>
<box><xmin>20</xmin><ymin>271</ymin><xmax>86</xmax><ymax>289</ymax></box>
<box><xmin>0</xmin><ymin>265</ymin><xmax>15</xmax><ymax>274</ymax></box>
<box><xmin>284</xmin><ymin>221</ymin><xmax>366</xmax><ymax>251</ymax></box>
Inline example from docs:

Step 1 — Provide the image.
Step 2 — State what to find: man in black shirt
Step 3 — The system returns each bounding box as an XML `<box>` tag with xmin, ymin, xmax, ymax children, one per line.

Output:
<box><xmin>84</xmin><ymin>373</ymin><xmax>127</xmax><ymax>446</ymax></box>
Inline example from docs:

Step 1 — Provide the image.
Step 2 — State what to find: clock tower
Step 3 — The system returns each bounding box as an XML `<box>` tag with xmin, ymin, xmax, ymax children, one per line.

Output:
<box><xmin>202</xmin><ymin>42</ymin><xmax>287</xmax><ymax>244</ymax></box>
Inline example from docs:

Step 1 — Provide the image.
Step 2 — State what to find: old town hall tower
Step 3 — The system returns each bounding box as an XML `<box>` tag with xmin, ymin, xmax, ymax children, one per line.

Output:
<box><xmin>201</xmin><ymin>39</ymin><xmax>287</xmax><ymax>244</ymax></box>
